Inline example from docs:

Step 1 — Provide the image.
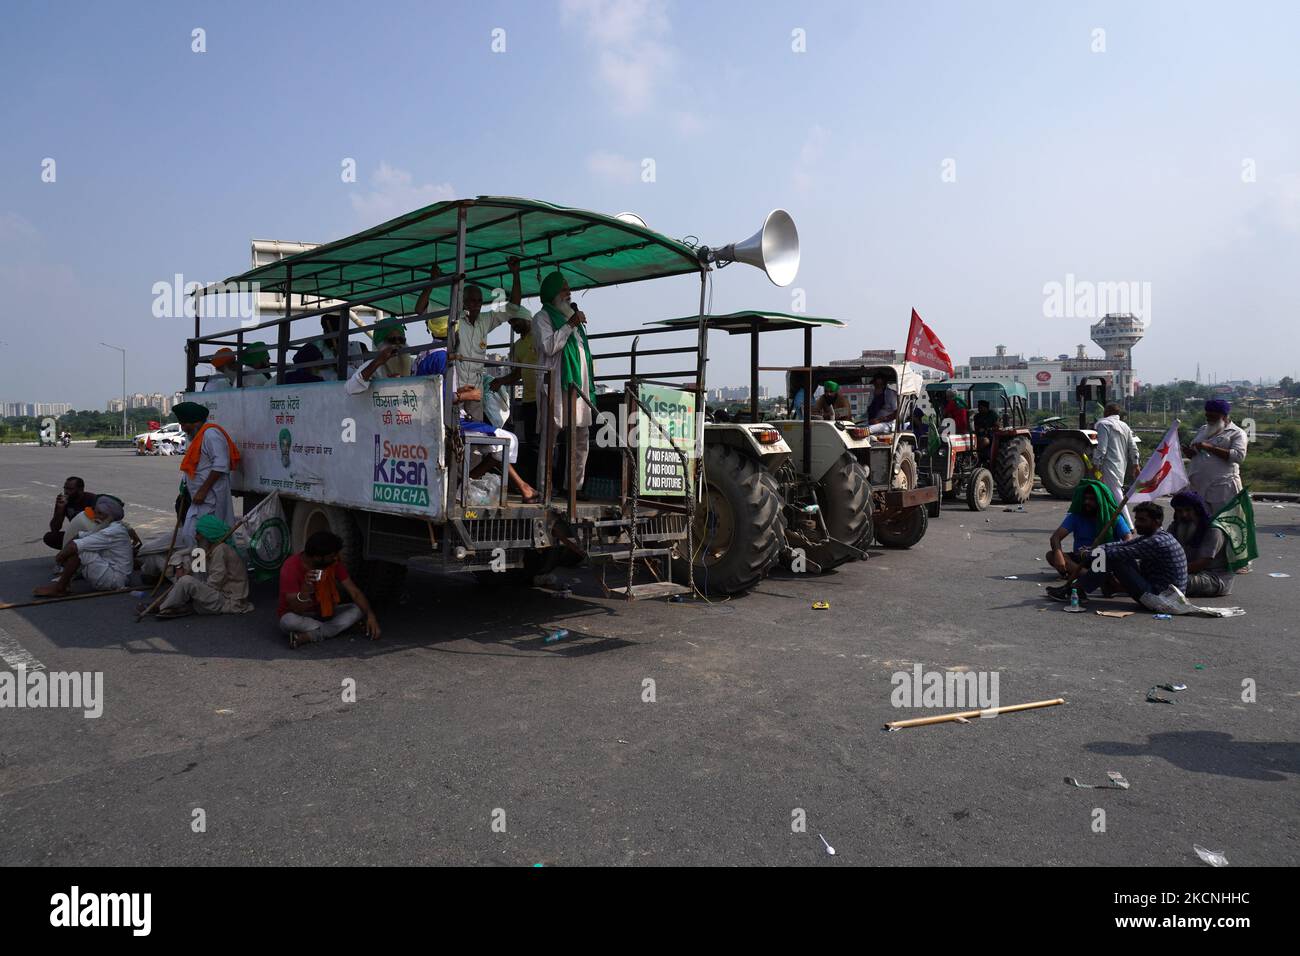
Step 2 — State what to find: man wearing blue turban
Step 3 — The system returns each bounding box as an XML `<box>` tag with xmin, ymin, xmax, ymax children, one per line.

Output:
<box><xmin>1185</xmin><ymin>398</ymin><xmax>1248</xmax><ymax>513</ymax></box>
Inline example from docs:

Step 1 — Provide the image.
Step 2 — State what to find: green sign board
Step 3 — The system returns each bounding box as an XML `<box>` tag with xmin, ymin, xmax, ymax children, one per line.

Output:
<box><xmin>637</xmin><ymin>384</ymin><xmax>696</xmax><ymax>497</ymax></box>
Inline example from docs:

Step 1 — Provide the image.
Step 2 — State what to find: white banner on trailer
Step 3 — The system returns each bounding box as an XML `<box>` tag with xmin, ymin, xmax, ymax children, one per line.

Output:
<box><xmin>184</xmin><ymin>378</ymin><xmax>447</xmax><ymax>519</ymax></box>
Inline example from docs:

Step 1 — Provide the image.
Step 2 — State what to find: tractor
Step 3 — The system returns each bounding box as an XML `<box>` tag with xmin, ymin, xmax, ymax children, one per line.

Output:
<box><xmin>919</xmin><ymin>379</ymin><xmax>1035</xmax><ymax>511</ymax></box>
<box><xmin>1030</xmin><ymin>376</ymin><xmax>1109</xmax><ymax>499</ymax></box>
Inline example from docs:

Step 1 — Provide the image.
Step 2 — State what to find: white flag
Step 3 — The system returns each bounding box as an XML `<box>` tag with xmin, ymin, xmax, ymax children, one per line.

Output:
<box><xmin>1125</xmin><ymin>421</ymin><xmax>1189</xmax><ymax>504</ymax></box>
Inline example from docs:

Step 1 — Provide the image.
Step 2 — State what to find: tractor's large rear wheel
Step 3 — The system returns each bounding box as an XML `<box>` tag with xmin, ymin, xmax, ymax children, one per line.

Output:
<box><xmin>804</xmin><ymin>453</ymin><xmax>872</xmax><ymax>572</ymax></box>
<box><xmin>994</xmin><ymin>436</ymin><xmax>1035</xmax><ymax>503</ymax></box>
<box><xmin>679</xmin><ymin>444</ymin><xmax>784</xmax><ymax>595</ymax></box>
<box><xmin>1040</xmin><ymin>436</ymin><xmax>1091</xmax><ymax>499</ymax></box>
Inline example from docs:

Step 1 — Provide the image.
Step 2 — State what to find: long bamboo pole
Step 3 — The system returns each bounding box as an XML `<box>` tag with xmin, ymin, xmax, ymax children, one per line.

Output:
<box><xmin>0</xmin><ymin>588</ymin><xmax>133</xmax><ymax>612</ymax></box>
<box><xmin>884</xmin><ymin>697</ymin><xmax>1065</xmax><ymax>731</ymax></box>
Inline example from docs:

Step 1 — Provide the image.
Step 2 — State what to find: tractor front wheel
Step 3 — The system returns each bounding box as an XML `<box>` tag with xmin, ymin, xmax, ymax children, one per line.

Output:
<box><xmin>994</xmin><ymin>436</ymin><xmax>1035</xmax><ymax>503</ymax></box>
<box><xmin>966</xmin><ymin>467</ymin><xmax>994</xmax><ymax>511</ymax></box>
<box><xmin>1040</xmin><ymin>436</ymin><xmax>1092</xmax><ymax>499</ymax></box>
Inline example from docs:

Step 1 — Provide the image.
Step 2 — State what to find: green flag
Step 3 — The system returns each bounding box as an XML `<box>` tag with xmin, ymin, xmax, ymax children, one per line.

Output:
<box><xmin>1211</xmin><ymin>489</ymin><xmax>1258</xmax><ymax>572</ymax></box>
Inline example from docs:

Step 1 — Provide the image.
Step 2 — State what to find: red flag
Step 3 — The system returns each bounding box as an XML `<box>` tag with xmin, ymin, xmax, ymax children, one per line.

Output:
<box><xmin>904</xmin><ymin>309</ymin><xmax>954</xmax><ymax>375</ymax></box>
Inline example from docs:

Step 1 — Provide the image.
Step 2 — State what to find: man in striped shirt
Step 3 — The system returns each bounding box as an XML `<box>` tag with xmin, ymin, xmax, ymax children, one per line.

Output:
<box><xmin>1047</xmin><ymin>501</ymin><xmax>1188</xmax><ymax>607</ymax></box>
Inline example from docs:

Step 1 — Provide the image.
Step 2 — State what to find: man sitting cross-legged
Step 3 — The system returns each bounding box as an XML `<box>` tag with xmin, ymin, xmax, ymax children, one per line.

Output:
<box><xmin>277</xmin><ymin>531</ymin><xmax>381</xmax><ymax>649</ymax></box>
<box><xmin>1047</xmin><ymin>501</ymin><xmax>1187</xmax><ymax>608</ymax></box>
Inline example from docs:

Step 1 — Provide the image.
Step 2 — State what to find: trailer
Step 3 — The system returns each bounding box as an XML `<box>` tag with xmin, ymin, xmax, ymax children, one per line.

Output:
<box><xmin>187</xmin><ymin>197</ymin><xmax>798</xmax><ymax>601</ymax></box>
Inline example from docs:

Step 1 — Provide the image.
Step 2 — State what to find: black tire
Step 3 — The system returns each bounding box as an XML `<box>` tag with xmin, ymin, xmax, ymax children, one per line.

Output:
<box><xmin>966</xmin><ymin>467</ymin><xmax>994</xmax><ymax>511</ymax></box>
<box><xmin>994</xmin><ymin>436</ymin><xmax>1035</xmax><ymax>504</ymax></box>
<box><xmin>804</xmin><ymin>454</ymin><xmax>872</xmax><ymax>572</ymax></box>
<box><xmin>289</xmin><ymin>501</ymin><xmax>364</xmax><ymax>579</ymax></box>
<box><xmin>1040</xmin><ymin>436</ymin><xmax>1092</xmax><ymax>499</ymax></box>
<box><xmin>926</xmin><ymin>474</ymin><xmax>943</xmax><ymax>518</ymax></box>
<box><xmin>892</xmin><ymin>443</ymin><xmax>919</xmax><ymax>490</ymax></box>
<box><xmin>288</xmin><ymin>501</ymin><xmax>407</xmax><ymax>605</ymax></box>
<box><xmin>679</xmin><ymin>443</ymin><xmax>785</xmax><ymax>595</ymax></box>
<box><xmin>876</xmin><ymin>503</ymin><xmax>928</xmax><ymax>548</ymax></box>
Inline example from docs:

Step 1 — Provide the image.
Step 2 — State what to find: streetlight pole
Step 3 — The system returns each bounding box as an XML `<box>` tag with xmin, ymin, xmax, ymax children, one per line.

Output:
<box><xmin>100</xmin><ymin>343</ymin><xmax>126</xmax><ymax>436</ymax></box>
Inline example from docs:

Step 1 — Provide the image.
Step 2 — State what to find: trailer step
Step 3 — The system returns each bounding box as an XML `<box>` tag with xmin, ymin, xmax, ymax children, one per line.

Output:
<box><xmin>587</xmin><ymin>546</ymin><xmax>674</xmax><ymax>560</ymax></box>
<box><xmin>605</xmin><ymin>581</ymin><xmax>691</xmax><ymax>600</ymax></box>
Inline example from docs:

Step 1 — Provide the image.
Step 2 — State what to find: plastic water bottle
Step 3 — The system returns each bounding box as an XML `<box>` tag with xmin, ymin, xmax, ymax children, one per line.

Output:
<box><xmin>1063</xmin><ymin>587</ymin><xmax>1085</xmax><ymax>613</ymax></box>
<box><xmin>544</xmin><ymin>629</ymin><xmax>569</xmax><ymax>644</ymax></box>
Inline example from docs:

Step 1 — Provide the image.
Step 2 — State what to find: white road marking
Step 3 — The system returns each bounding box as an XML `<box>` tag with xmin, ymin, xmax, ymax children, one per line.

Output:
<box><xmin>0</xmin><ymin>625</ymin><xmax>45</xmax><ymax>672</ymax></box>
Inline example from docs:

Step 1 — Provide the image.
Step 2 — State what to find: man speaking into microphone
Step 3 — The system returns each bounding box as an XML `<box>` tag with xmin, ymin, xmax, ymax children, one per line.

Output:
<box><xmin>533</xmin><ymin>270</ymin><xmax>596</xmax><ymax>499</ymax></box>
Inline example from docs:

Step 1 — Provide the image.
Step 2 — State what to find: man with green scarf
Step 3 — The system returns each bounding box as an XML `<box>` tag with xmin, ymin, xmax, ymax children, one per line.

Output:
<box><xmin>154</xmin><ymin>514</ymin><xmax>253</xmax><ymax>618</ymax></box>
<box><xmin>532</xmin><ymin>270</ymin><xmax>595</xmax><ymax>496</ymax></box>
<box><xmin>1045</xmin><ymin>478</ymin><xmax>1134</xmax><ymax>577</ymax></box>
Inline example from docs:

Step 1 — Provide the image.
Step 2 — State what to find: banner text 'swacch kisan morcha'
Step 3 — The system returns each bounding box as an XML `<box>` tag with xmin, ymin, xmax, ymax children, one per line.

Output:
<box><xmin>185</xmin><ymin>378</ymin><xmax>447</xmax><ymax>518</ymax></box>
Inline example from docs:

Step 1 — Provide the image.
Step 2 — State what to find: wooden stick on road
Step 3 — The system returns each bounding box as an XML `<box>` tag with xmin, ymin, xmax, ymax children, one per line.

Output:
<box><xmin>0</xmin><ymin>588</ymin><xmax>133</xmax><ymax>612</ymax></box>
<box><xmin>884</xmin><ymin>697</ymin><xmax>1066</xmax><ymax>731</ymax></box>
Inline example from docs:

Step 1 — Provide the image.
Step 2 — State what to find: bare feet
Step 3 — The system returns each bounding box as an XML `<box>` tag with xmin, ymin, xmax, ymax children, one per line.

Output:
<box><xmin>33</xmin><ymin>583</ymin><xmax>68</xmax><ymax>598</ymax></box>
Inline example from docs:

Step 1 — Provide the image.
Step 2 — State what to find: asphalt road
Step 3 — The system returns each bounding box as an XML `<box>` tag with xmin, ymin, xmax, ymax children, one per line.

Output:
<box><xmin>0</xmin><ymin>444</ymin><xmax>1296</xmax><ymax>866</ymax></box>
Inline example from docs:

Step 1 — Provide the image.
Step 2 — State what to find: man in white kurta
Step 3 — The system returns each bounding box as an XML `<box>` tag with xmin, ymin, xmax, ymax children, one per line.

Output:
<box><xmin>1186</xmin><ymin>398</ymin><xmax>1249</xmax><ymax>513</ymax></box>
<box><xmin>451</xmin><ymin>258</ymin><xmax>529</xmax><ymax>423</ymax></box>
<box><xmin>532</xmin><ymin>271</ymin><xmax>593</xmax><ymax>496</ymax></box>
<box><xmin>174</xmin><ymin>402</ymin><xmax>238</xmax><ymax>548</ymax></box>
<box><xmin>1093</xmin><ymin>403</ymin><xmax>1139</xmax><ymax>522</ymax></box>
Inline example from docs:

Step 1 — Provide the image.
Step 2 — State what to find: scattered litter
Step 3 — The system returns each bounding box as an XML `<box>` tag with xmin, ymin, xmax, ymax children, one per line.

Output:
<box><xmin>1146</xmin><ymin>687</ymin><xmax>1174</xmax><ymax>704</ymax></box>
<box><xmin>1095</xmin><ymin>610</ymin><xmax>1134</xmax><ymax>618</ymax></box>
<box><xmin>1152</xmin><ymin>613</ymin><xmax>1172</xmax><ymax>620</ymax></box>
<box><xmin>1268</xmin><ymin>572</ymin><xmax>1290</xmax><ymax>578</ymax></box>
<box><xmin>1065</xmin><ymin>771</ymin><xmax>1130</xmax><ymax>790</ymax></box>
<box><xmin>952</xmin><ymin>715</ymin><xmax>971</xmax><ymax>724</ymax></box>
<box><xmin>669</xmin><ymin>594</ymin><xmax>687</xmax><ymax>603</ymax></box>
<box><xmin>1274</xmin><ymin>504</ymin><xmax>1286</xmax><ymax>509</ymax></box>
<box><xmin>1194</xmin><ymin>664</ymin><xmax>1206</xmax><ymax>670</ymax></box>
<box><xmin>818</xmin><ymin>833</ymin><xmax>836</xmax><ymax>856</ymax></box>
<box><xmin>1157</xmin><ymin>682</ymin><xmax>1187</xmax><ymax>692</ymax></box>
<box><xmin>1003</xmin><ymin>575</ymin><xmax>1019</xmax><ymax>580</ymax></box>
<box><xmin>215</xmin><ymin>708</ymin><xmax>233</xmax><ymax>715</ymax></box>
<box><xmin>617</xmin><ymin>739</ymin><xmax>629</xmax><ymax>744</ymax></box>
<box><xmin>1193</xmin><ymin>844</ymin><xmax>1229</xmax><ymax>867</ymax></box>
<box><xmin>544</xmin><ymin>628</ymin><xmax>570</xmax><ymax>644</ymax></box>
<box><xmin>1034</xmin><ymin>557</ymin><xmax>1042</xmax><ymax>561</ymax></box>
<box><xmin>549</xmin><ymin>588</ymin><xmax>573</xmax><ymax>599</ymax></box>
<box><xmin>1275</xmin><ymin>533</ymin><xmax>1287</xmax><ymax>538</ymax></box>
<box><xmin>130</xmin><ymin>590</ymin><xmax>145</xmax><ymax>598</ymax></box>
<box><xmin>812</xmin><ymin>601</ymin><xmax>830</xmax><ymax>610</ymax></box>
<box><xmin>1002</xmin><ymin>506</ymin><xmax>1026</xmax><ymax>512</ymax></box>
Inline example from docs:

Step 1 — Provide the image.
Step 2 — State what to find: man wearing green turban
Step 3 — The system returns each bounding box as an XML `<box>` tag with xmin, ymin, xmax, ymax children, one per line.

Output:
<box><xmin>532</xmin><ymin>270</ymin><xmax>595</xmax><ymax>496</ymax></box>
<box><xmin>238</xmin><ymin>342</ymin><xmax>272</xmax><ymax>387</ymax></box>
<box><xmin>345</xmin><ymin>317</ymin><xmax>412</xmax><ymax>392</ymax></box>
<box><xmin>1045</xmin><ymin>477</ymin><xmax>1135</xmax><ymax>577</ymax></box>
<box><xmin>812</xmin><ymin>379</ymin><xmax>851</xmax><ymax>421</ymax></box>
<box><xmin>153</xmin><ymin>512</ymin><xmax>253</xmax><ymax>618</ymax></box>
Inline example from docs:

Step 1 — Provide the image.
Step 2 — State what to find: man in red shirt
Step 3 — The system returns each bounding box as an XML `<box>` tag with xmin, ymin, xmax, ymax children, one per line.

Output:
<box><xmin>942</xmin><ymin>390</ymin><xmax>970</xmax><ymax>434</ymax></box>
<box><xmin>278</xmin><ymin>531</ymin><xmax>381</xmax><ymax>648</ymax></box>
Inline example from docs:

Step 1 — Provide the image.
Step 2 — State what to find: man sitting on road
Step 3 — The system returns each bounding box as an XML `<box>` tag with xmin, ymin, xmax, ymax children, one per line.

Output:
<box><xmin>973</xmin><ymin>399</ymin><xmax>998</xmax><ymax>463</ymax></box>
<box><xmin>1169</xmin><ymin>489</ymin><xmax>1234</xmax><ymax>597</ymax></box>
<box><xmin>1045</xmin><ymin>478</ymin><xmax>1133</xmax><ymax>577</ymax></box>
<box><xmin>813</xmin><ymin>380</ymin><xmax>853</xmax><ymax>421</ymax></box>
<box><xmin>1048</xmin><ymin>501</ymin><xmax>1187</xmax><ymax>607</ymax></box>
<box><xmin>153</xmin><ymin>514</ymin><xmax>254</xmax><ymax>619</ymax></box>
<box><xmin>44</xmin><ymin>476</ymin><xmax>98</xmax><ymax>550</ymax></box>
<box><xmin>34</xmin><ymin>495</ymin><xmax>136</xmax><ymax>597</ymax></box>
<box><xmin>278</xmin><ymin>531</ymin><xmax>381</xmax><ymax>648</ymax></box>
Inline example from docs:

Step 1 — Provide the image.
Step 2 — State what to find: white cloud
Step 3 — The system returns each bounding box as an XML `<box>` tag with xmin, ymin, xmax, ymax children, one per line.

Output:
<box><xmin>349</xmin><ymin>162</ymin><xmax>455</xmax><ymax>224</ymax></box>
<box><xmin>586</xmin><ymin>149</ymin><xmax>641</xmax><ymax>184</ymax></box>
<box><xmin>793</xmin><ymin>125</ymin><xmax>829</xmax><ymax>193</ymax></box>
<box><xmin>0</xmin><ymin>211</ymin><xmax>38</xmax><ymax>245</ymax></box>
<box><xmin>561</xmin><ymin>0</ymin><xmax>675</xmax><ymax>114</ymax></box>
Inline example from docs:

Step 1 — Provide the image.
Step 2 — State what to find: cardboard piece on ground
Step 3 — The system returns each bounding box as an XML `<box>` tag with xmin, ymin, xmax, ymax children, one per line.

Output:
<box><xmin>1095</xmin><ymin>609</ymin><xmax>1135</xmax><ymax>618</ymax></box>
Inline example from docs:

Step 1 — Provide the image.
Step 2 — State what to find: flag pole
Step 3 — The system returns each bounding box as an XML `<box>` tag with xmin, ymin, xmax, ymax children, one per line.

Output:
<box><xmin>1091</xmin><ymin>418</ymin><xmax>1181</xmax><ymax>545</ymax></box>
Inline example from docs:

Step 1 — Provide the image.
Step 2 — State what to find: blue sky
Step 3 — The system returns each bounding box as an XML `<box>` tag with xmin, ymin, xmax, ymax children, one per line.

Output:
<box><xmin>2</xmin><ymin>0</ymin><xmax>1298</xmax><ymax>408</ymax></box>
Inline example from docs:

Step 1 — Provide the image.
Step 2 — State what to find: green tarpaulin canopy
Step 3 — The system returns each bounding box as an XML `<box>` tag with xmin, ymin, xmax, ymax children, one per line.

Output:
<box><xmin>201</xmin><ymin>197</ymin><xmax>703</xmax><ymax>317</ymax></box>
